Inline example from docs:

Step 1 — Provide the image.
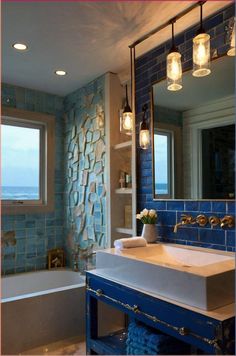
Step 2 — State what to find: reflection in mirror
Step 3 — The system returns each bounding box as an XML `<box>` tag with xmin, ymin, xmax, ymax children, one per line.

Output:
<box><xmin>152</xmin><ymin>55</ymin><xmax>235</xmax><ymax>200</ymax></box>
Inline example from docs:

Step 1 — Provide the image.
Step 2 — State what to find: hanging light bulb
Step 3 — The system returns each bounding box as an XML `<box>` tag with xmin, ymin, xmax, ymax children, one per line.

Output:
<box><xmin>192</xmin><ymin>2</ymin><xmax>211</xmax><ymax>77</ymax></box>
<box><xmin>120</xmin><ymin>84</ymin><xmax>133</xmax><ymax>135</ymax></box>
<box><xmin>227</xmin><ymin>18</ymin><xmax>235</xmax><ymax>56</ymax></box>
<box><xmin>167</xmin><ymin>20</ymin><xmax>182</xmax><ymax>91</ymax></box>
<box><xmin>139</xmin><ymin>104</ymin><xmax>150</xmax><ymax>150</ymax></box>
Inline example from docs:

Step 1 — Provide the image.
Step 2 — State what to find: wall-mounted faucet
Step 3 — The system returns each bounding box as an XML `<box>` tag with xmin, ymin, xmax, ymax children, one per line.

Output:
<box><xmin>174</xmin><ymin>214</ymin><xmax>235</xmax><ymax>233</ymax></box>
<box><xmin>174</xmin><ymin>214</ymin><xmax>208</xmax><ymax>233</ymax></box>
<box><xmin>173</xmin><ymin>214</ymin><xmax>195</xmax><ymax>233</ymax></box>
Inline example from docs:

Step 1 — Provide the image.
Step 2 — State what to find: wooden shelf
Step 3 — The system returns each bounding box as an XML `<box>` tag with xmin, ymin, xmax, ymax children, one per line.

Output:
<box><xmin>115</xmin><ymin>188</ymin><xmax>132</xmax><ymax>194</ymax></box>
<box><xmin>115</xmin><ymin>227</ymin><xmax>133</xmax><ymax>235</ymax></box>
<box><xmin>113</xmin><ymin>141</ymin><xmax>132</xmax><ymax>150</ymax></box>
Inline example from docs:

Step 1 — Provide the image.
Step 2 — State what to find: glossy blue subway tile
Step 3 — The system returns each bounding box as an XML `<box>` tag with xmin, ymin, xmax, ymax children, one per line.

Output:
<box><xmin>175</xmin><ymin>227</ymin><xmax>198</xmax><ymax>242</ymax></box>
<box><xmin>199</xmin><ymin>229</ymin><xmax>225</xmax><ymax>245</ymax></box>
<box><xmin>211</xmin><ymin>201</ymin><xmax>226</xmax><ymax>213</ymax></box>
<box><xmin>199</xmin><ymin>201</ymin><xmax>211</xmax><ymax>212</ymax></box>
<box><xmin>227</xmin><ymin>201</ymin><xmax>235</xmax><ymax>214</ymax></box>
<box><xmin>205</xmin><ymin>13</ymin><xmax>223</xmax><ymax>30</ymax></box>
<box><xmin>157</xmin><ymin>211</ymin><xmax>176</xmax><ymax>226</ymax></box>
<box><xmin>167</xmin><ymin>201</ymin><xmax>184</xmax><ymax>211</ymax></box>
<box><xmin>154</xmin><ymin>201</ymin><xmax>167</xmax><ymax>211</ymax></box>
<box><xmin>184</xmin><ymin>201</ymin><xmax>199</xmax><ymax>211</ymax></box>
<box><xmin>224</xmin><ymin>5</ymin><xmax>235</xmax><ymax>20</ymax></box>
<box><xmin>226</xmin><ymin>231</ymin><xmax>235</xmax><ymax>247</ymax></box>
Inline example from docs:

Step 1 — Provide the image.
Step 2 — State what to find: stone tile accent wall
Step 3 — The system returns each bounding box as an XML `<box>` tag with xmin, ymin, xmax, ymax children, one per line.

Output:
<box><xmin>1</xmin><ymin>84</ymin><xmax>65</xmax><ymax>274</ymax></box>
<box><xmin>135</xmin><ymin>4</ymin><xmax>235</xmax><ymax>252</ymax></box>
<box><xmin>63</xmin><ymin>75</ymin><xmax>107</xmax><ymax>267</ymax></box>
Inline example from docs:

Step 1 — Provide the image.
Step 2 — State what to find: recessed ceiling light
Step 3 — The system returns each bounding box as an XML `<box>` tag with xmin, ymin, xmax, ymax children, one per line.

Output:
<box><xmin>55</xmin><ymin>70</ymin><xmax>67</xmax><ymax>76</ymax></box>
<box><xmin>12</xmin><ymin>43</ymin><xmax>28</xmax><ymax>51</ymax></box>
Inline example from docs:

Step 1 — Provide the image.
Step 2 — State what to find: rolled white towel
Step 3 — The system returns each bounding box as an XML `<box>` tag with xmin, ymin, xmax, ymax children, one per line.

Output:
<box><xmin>114</xmin><ymin>236</ymin><xmax>147</xmax><ymax>250</ymax></box>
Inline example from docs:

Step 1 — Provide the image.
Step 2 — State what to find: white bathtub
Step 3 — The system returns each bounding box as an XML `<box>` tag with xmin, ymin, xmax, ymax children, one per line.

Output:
<box><xmin>1</xmin><ymin>269</ymin><xmax>85</xmax><ymax>354</ymax></box>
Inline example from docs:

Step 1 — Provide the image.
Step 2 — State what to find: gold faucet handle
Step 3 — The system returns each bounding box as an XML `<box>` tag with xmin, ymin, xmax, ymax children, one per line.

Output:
<box><xmin>181</xmin><ymin>214</ymin><xmax>194</xmax><ymax>224</ymax></box>
<box><xmin>220</xmin><ymin>215</ymin><xmax>235</xmax><ymax>228</ymax></box>
<box><xmin>209</xmin><ymin>216</ymin><xmax>220</xmax><ymax>229</ymax></box>
<box><xmin>195</xmin><ymin>214</ymin><xmax>208</xmax><ymax>227</ymax></box>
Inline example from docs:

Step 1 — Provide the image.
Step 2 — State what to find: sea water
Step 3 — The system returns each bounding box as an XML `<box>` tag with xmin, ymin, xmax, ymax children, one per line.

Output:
<box><xmin>1</xmin><ymin>186</ymin><xmax>39</xmax><ymax>200</ymax></box>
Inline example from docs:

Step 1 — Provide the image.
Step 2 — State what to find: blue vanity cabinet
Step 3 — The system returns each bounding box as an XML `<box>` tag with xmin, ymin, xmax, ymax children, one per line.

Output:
<box><xmin>86</xmin><ymin>271</ymin><xmax>235</xmax><ymax>355</ymax></box>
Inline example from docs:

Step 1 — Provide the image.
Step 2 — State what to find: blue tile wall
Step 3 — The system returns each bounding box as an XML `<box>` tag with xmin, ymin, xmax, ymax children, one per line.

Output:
<box><xmin>1</xmin><ymin>84</ymin><xmax>65</xmax><ymax>274</ymax></box>
<box><xmin>136</xmin><ymin>4</ymin><xmax>235</xmax><ymax>252</ymax></box>
<box><xmin>63</xmin><ymin>75</ymin><xmax>106</xmax><ymax>268</ymax></box>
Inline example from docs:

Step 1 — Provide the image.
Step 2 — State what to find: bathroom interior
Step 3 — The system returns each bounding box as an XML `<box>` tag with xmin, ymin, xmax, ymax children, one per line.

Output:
<box><xmin>1</xmin><ymin>1</ymin><xmax>235</xmax><ymax>355</ymax></box>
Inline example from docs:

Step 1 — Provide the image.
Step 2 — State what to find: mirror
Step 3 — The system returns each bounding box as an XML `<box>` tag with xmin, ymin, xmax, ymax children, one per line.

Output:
<box><xmin>152</xmin><ymin>55</ymin><xmax>235</xmax><ymax>200</ymax></box>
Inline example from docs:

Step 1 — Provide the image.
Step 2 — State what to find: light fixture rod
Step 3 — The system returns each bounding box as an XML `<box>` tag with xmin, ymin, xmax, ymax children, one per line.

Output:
<box><xmin>129</xmin><ymin>1</ymin><xmax>206</xmax><ymax>49</ymax></box>
<box><xmin>200</xmin><ymin>2</ymin><xmax>203</xmax><ymax>29</ymax></box>
<box><xmin>171</xmin><ymin>21</ymin><xmax>175</xmax><ymax>47</ymax></box>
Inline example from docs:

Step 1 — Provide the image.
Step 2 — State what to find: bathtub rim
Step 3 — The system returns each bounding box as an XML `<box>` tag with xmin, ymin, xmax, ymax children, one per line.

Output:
<box><xmin>1</xmin><ymin>269</ymin><xmax>86</xmax><ymax>303</ymax></box>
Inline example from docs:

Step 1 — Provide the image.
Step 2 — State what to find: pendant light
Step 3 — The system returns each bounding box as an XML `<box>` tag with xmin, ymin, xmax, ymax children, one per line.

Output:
<box><xmin>192</xmin><ymin>2</ymin><xmax>211</xmax><ymax>77</ymax></box>
<box><xmin>227</xmin><ymin>18</ymin><xmax>235</xmax><ymax>56</ymax></box>
<box><xmin>139</xmin><ymin>104</ymin><xmax>150</xmax><ymax>150</ymax></box>
<box><xmin>120</xmin><ymin>84</ymin><xmax>133</xmax><ymax>135</ymax></box>
<box><xmin>167</xmin><ymin>19</ymin><xmax>182</xmax><ymax>91</ymax></box>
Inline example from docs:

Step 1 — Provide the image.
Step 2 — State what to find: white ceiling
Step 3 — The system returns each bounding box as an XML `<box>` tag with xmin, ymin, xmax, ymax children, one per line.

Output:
<box><xmin>2</xmin><ymin>1</ymin><xmax>232</xmax><ymax>96</ymax></box>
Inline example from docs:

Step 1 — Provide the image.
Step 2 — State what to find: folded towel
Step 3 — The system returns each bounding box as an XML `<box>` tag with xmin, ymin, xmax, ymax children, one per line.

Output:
<box><xmin>114</xmin><ymin>236</ymin><xmax>147</xmax><ymax>250</ymax></box>
<box><xmin>126</xmin><ymin>321</ymin><xmax>191</xmax><ymax>355</ymax></box>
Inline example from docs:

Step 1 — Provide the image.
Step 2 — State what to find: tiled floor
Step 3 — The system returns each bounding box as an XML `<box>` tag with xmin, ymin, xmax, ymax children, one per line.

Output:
<box><xmin>22</xmin><ymin>336</ymin><xmax>86</xmax><ymax>355</ymax></box>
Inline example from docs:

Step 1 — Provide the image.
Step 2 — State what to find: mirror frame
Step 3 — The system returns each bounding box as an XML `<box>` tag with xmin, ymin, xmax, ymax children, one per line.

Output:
<box><xmin>151</xmin><ymin>54</ymin><xmax>235</xmax><ymax>201</ymax></box>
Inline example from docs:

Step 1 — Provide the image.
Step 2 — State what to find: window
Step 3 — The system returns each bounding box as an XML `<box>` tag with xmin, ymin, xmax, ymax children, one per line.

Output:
<box><xmin>1</xmin><ymin>107</ymin><xmax>55</xmax><ymax>214</ymax></box>
<box><xmin>154</xmin><ymin>130</ymin><xmax>173</xmax><ymax>199</ymax></box>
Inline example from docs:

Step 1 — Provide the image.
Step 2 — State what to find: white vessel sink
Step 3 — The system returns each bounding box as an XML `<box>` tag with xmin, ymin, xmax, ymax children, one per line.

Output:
<box><xmin>96</xmin><ymin>244</ymin><xmax>235</xmax><ymax>310</ymax></box>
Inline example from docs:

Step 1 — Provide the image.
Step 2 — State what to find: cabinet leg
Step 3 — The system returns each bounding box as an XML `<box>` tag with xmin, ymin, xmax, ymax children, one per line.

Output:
<box><xmin>86</xmin><ymin>294</ymin><xmax>98</xmax><ymax>355</ymax></box>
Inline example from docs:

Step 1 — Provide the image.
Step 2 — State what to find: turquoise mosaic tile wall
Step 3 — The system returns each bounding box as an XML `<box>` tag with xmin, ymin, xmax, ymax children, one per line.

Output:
<box><xmin>1</xmin><ymin>84</ymin><xmax>65</xmax><ymax>274</ymax></box>
<box><xmin>63</xmin><ymin>75</ymin><xmax>107</xmax><ymax>268</ymax></box>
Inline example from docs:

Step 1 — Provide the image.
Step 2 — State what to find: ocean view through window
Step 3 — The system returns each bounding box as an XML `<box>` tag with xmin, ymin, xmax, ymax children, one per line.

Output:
<box><xmin>2</xmin><ymin>107</ymin><xmax>55</xmax><ymax>214</ymax></box>
<box><xmin>154</xmin><ymin>131</ymin><xmax>173</xmax><ymax>198</ymax></box>
<box><xmin>2</xmin><ymin>123</ymin><xmax>40</xmax><ymax>201</ymax></box>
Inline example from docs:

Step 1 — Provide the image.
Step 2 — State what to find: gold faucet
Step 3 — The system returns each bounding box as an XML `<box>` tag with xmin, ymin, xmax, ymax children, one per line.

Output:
<box><xmin>173</xmin><ymin>214</ymin><xmax>195</xmax><ymax>233</ymax></box>
<box><xmin>220</xmin><ymin>215</ymin><xmax>235</xmax><ymax>228</ymax></box>
<box><xmin>174</xmin><ymin>214</ymin><xmax>208</xmax><ymax>233</ymax></box>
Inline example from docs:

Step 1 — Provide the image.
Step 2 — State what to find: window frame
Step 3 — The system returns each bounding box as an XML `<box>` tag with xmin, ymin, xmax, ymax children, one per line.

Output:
<box><xmin>153</xmin><ymin>129</ymin><xmax>174</xmax><ymax>199</ymax></box>
<box><xmin>1</xmin><ymin>106</ymin><xmax>55</xmax><ymax>214</ymax></box>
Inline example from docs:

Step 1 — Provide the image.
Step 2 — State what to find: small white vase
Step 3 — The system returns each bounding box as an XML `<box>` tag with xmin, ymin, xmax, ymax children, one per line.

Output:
<box><xmin>141</xmin><ymin>224</ymin><xmax>157</xmax><ymax>243</ymax></box>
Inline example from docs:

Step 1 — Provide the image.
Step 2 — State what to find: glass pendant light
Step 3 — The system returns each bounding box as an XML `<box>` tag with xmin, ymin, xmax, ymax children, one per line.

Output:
<box><xmin>227</xmin><ymin>18</ymin><xmax>235</xmax><ymax>56</ymax></box>
<box><xmin>120</xmin><ymin>84</ymin><xmax>133</xmax><ymax>135</ymax></box>
<box><xmin>139</xmin><ymin>104</ymin><xmax>150</xmax><ymax>150</ymax></box>
<box><xmin>192</xmin><ymin>2</ymin><xmax>211</xmax><ymax>77</ymax></box>
<box><xmin>167</xmin><ymin>20</ymin><xmax>182</xmax><ymax>91</ymax></box>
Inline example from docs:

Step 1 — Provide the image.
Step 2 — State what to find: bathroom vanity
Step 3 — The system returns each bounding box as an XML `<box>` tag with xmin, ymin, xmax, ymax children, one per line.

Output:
<box><xmin>86</xmin><ymin>245</ymin><xmax>235</xmax><ymax>355</ymax></box>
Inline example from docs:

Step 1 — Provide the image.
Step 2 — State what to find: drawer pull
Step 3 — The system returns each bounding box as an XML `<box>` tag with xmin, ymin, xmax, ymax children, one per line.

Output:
<box><xmin>133</xmin><ymin>305</ymin><xmax>139</xmax><ymax>313</ymax></box>
<box><xmin>179</xmin><ymin>327</ymin><xmax>189</xmax><ymax>336</ymax></box>
<box><xmin>96</xmin><ymin>289</ymin><xmax>103</xmax><ymax>297</ymax></box>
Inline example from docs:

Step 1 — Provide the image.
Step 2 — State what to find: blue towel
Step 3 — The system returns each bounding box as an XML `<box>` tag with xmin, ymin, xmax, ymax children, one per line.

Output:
<box><xmin>126</xmin><ymin>321</ymin><xmax>190</xmax><ymax>355</ymax></box>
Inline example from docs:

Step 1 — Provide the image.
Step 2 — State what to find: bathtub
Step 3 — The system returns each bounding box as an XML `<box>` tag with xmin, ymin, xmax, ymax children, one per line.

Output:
<box><xmin>1</xmin><ymin>269</ymin><xmax>85</xmax><ymax>355</ymax></box>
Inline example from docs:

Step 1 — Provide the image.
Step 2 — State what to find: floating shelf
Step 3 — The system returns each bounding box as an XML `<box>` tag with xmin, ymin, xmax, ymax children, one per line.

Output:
<box><xmin>115</xmin><ymin>227</ymin><xmax>133</xmax><ymax>235</ymax></box>
<box><xmin>115</xmin><ymin>188</ymin><xmax>132</xmax><ymax>194</ymax></box>
<box><xmin>113</xmin><ymin>141</ymin><xmax>132</xmax><ymax>150</ymax></box>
